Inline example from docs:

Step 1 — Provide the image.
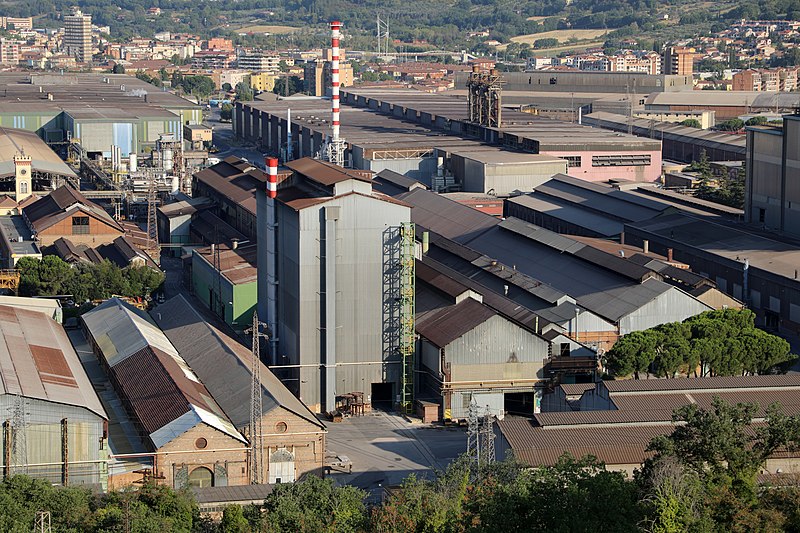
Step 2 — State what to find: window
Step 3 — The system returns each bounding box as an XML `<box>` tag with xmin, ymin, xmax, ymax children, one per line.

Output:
<box><xmin>72</xmin><ymin>216</ymin><xmax>89</xmax><ymax>235</ymax></box>
<box><xmin>563</xmin><ymin>155</ymin><xmax>582</xmax><ymax>168</ymax></box>
<box><xmin>759</xmin><ymin>208</ymin><xmax>766</xmax><ymax>223</ymax></box>
<box><xmin>19</xmin><ymin>182</ymin><xmax>27</xmax><ymax>194</ymax></box>
<box><xmin>195</xmin><ymin>437</ymin><xmax>208</xmax><ymax>449</ymax></box>
<box><xmin>188</xmin><ymin>467</ymin><xmax>214</xmax><ymax>488</ymax></box>
<box><xmin>560</xmin><ymin>343</ymin><xmax>570</xmax><ymax>357</ymax></box>
<box><xmin>275</xmin><ymin>422</ymin><xmax>288</xmax><ymax>433</ymax></box>
<box><xmin>591</xmin><ymin>155</ymin><xmax>651</xmax><ymax>167</ymax></box>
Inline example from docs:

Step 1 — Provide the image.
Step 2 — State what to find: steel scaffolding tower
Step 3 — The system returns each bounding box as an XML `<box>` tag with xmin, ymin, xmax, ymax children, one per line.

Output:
<box><xmin>246</xmin><ymin>312</ymin><xmax>265</xmax><ymax>485</ymax></box>
<box><xmin>145</xmin><ymin>170</ymin><xmax>160</xmax><ymax>266</ymax></box>
<box><xmin>466</xmin><ymin>66</ymin><xmax>503</xmax><ymax>128</ymax></box>
<box><xmin>466</xmin><ymin>397</ymin><xmax>480</xmax><ymax>470</ymax></box>
<box><xmin>481</xmin><ymin>406</ymin><xmax>495</xmax><ymax>466</ymax></box>
<box><xmin>10</xmin><ymin>394</ymin><xmax>28</xmax><ymax>476</ymax></box>
<box><xmin>399</xmin><ymin>222</ymin><xmax>415</xmax><ymax>414</ymax></box>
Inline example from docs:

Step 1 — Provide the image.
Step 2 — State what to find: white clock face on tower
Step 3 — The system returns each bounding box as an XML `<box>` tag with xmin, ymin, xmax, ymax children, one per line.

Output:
<box><xmin>20</xmin><ymin>169</ymin><xmax>27</xmax><ymax>175</ymax></box>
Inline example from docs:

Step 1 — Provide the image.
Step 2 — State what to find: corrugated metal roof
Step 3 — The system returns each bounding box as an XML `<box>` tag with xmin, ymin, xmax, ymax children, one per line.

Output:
<box><xmin>396</xmin><ymin>188</ymin><xmax>499</xmax><ymax>245</ymax></box>
<box><xmin>604</xmin><ymin>374</ymin><xmax>800</xmax><ymax>393</ymax></box>
<box><xmin>193</xmin><ymin>161</ymin><xmax>265</xmax><ymax>216</ymax></box>
<box><xmin>497</xmin><ymin>416</ymin><xmax>671</xmax><ymax>466</ymax></box>
<box><xmin>506</xmin><ymin>193</ymin><xmax>624</xmax><ymax>237</ymax></box>
<box><xmin>0</xmin><ymin>127</ymin><xmax>77</xmax><ymax>179</ymax></box>
<box><xmin>23</xmin><ymin>185</ymin><xmax>123</xmax><ymax>234</ymax></box>
<box><xmin>0</xmin><ymin>304</ymin><xmax>106</xmax><ymax>418</ymax></box>
<box><xmin>372</xmin><ymin>169</ymin><xmax>426</xmax><ymax>196</ymax></box>
<box><xmin>416</xmin><ymin>297</ymin><xmax>496</xmax><ymax>349</ymax></box>
<box><xmin>82</xmin><ymin>298</ymin><xmax>245</xmax><ymax>449</ymax></box>
<box><xmin>152</xmin><ymin>295</ymin><xmax>325</xmax><ymax>431</ymax></box>
<box><xmin>286</xmin><ymin>157</ymin><xmax>372</xmax><ymax>186</ymax></box>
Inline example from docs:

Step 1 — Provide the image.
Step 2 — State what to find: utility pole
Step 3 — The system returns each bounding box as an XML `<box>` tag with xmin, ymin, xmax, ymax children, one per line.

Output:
<box><xmin>245</xmin><ymin>312</ymin><xmax>267</xmax><ymax>484</ymax></box>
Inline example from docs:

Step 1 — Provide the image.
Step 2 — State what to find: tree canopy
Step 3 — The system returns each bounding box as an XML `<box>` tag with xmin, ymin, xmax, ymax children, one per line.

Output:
<box><xmin>16</xmin><ymin>256</ymin><xmax>164</xmax><ymax>303</ymax></box>
<box><xmin>604</xmin><ymin>309</ymin><xmax>795</xmax><ymax>379</ymax></box>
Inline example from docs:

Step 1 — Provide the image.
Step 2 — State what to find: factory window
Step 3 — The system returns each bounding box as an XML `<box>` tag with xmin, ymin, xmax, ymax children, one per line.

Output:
<box><xmin>188</xmin><ymin>467</ymin><xmax>214</xmax><ymax>488</ymax></box>
<box><xmin>195</xmin><ymin>438</ymin><xmax>208</xmax><ymax>449</ymax></box>
<box><xmin>560</xmin><ymin>343</ymin><xmax>570</xmax><ymax>357</ymax></box>
<box><xmin>19</xmin><ymin>183</ymin><xmax>27</xmax><ymax>194</ymax></box>
<box><xmin>275</xmin><ymin>421</ymin><xmax>288</xmax><ymax>433</ymax></box>
<box><xmin>563</xmin><ymin>155</ymin><xmax>582</xmax><ymax>167</ymax></box>
<box><xmin>72</xmin><ymin>216</ymin><xmax>90</xmax><ymax>234</ymax></box>
<box><xmin>591</xmin><ymin>155</ymin><xmax>652</xmax><ymax>167</ymax></box>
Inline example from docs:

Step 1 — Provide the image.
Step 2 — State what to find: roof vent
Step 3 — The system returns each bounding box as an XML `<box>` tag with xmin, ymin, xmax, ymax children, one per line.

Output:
<box><xmin>619</xmin><ymin>250</ymin><xmax>625</xmax><ymax>257</ymax></box>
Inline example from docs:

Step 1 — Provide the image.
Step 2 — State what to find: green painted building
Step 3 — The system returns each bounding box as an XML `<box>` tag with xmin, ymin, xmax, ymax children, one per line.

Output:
<box><xmin>191</xmin><ymin>244</ymin><xmax>257</xmax><ymax>329</ymax></box>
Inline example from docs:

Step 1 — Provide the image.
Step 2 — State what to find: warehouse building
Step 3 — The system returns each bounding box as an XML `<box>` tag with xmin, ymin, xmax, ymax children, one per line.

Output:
<box><xmin>644</xmin><ymin>91</ymin><xmax>800</xmax><ymax>121</ymax></box>
<box><xmin>340</xmin><ymin>89</ymin><xmax>663</xmax><ymax>183</ymax></box>
<box><xmin>624</xmin><ymin>213</ymin><xmax>800</xmax><ymax>332</ymax></box>
<box><xmin>745</xmin><ymin>115</ymin><xmax>800</xmax><ymax>238</ymax></box>
<box><xmin>191</xmin><ymin>243</ymin><xmax>257</xmax><ymax>328</ymax></box>
<box><xmin>415</xmin><ymin>258</ymin><xmax>596</xmax><ymax>421</ymax></box>
<box><xmin>82</xmin><ymin>298</ymin><xmax>249</xmax><ymax>489</ymax></box>
<box><xmin>394</xmin><ymin>188</ymin><xmax>711</xmax><ymax>350</ymax></box>
<box><xmin>0</xmin><ymin>127</ymin><xmax>79</xmax><ymax>199</ymax></box>
<box><xmin>498</xmin><ymin>375</ymin><xmax>800</xmax><ymax>476</ymax></box>
<box><xmin>457</xmin><ymin>71</ymin><xmax>693</xmax><ymax>94</ymax></box>
<box><xmin>22</xmin><ymin>185</ymin><xmax>124</xmax><ymax>247</ymax></box>
<box><xmin>0</xmin><ymin>304</ymin><xmax>108</xmax><ymax>486</ymax></box>
<box><xmin>235</xmin><ymin>89</ymin><xmax>662</xmax><ymax>186</ymax></box>
<box><xmin>503</xmin><ymin>174</ymin><xmax>742</xmax><ymax>239</ymax></box>
<box><xmin>0</xmin><ymin>73</ymin><xmax>202</xmax><ymax>156</ymax></box>
<box><xmin>152</xmin><ymin>295</ymin><xmax>327</xmax><ymax>484</ymax></box>
<box><xmin>256</xmin><ymin>157</ymin><xmax>412</xmax><ymax>413</ymax></box>
<box><xmin>583</xmin><ymin>111</ymin><xmax>746</xmax><ymax>163</ymax></box>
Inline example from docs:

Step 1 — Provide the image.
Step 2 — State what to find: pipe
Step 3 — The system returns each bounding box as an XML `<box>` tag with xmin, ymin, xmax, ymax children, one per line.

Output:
<box><xmin>286</xmin><ymin>108</ymin><xmax>293</xmax><ymax>161</ymax></box>
<box><xmin>643</xmin><ymin>239</ymin><xmax>649</xmax><ymax>254</ymax></box>
<box><xmin>324</xmin><ymin>206</ymin><xmax>339</xmax><ymax>412</ymax></box>
<box><xmin>330</xmin><ymin>21</ymin><xmax>342</xmax><ymax>144</ymax></box>
<box><xmin>422</xmin><ymin>231</ymin><xmax>429</xmax><ymax>254</ymax></box>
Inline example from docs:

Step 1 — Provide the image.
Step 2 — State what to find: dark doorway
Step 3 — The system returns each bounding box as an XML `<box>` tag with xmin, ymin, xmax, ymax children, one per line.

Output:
<box><xmin>371</xmin><ymin>382</ymin><xmax>394</xmax><ymax>410</ymax></box>
<box><xmin>505</xmin><ymin>392</ymin><xmax>535</xmax><ymax>417</ymax></box>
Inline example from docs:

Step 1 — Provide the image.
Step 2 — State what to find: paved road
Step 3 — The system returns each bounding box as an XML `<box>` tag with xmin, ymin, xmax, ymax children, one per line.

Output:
<box><xmin>325</xmin><ymin>410</ymin><xmax>466</xmax><ymax>502</ymax></box>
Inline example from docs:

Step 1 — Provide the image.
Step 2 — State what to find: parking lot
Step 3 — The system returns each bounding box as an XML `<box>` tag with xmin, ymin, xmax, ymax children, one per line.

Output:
<box><xmin>324</xmin><ymin>410</ymin><xmax>466</xmax><ymax>501</ymax></box>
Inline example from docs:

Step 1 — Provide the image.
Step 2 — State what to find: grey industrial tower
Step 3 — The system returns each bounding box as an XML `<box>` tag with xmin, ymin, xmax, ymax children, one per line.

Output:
<box><xmin>256</xmin><ymin>157</ymin><xmax>412</xmax><ymax>414</ymax></box>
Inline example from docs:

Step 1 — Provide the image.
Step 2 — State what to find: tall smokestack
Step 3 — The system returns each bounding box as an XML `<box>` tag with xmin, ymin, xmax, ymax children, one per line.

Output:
<box><xmin>330</xmin><ymin>21</ymin><xmax>342</xmax><ymax>145</ymax></box>
<box><xmin>266</xmin><ymin>156</ymin><xmax>279</xmax><ymax>365</ymax></box>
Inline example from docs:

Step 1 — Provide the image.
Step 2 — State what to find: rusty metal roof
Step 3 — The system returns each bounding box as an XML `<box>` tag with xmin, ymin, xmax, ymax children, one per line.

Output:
<box><xmin>23</xmin><ymin>185</ymin><xmax>123</xmax><ymax>234</ymax></box>
<box><xmin>286</xmin><ymin>157</ymin><xmax>372</xmax><ymax>186</ymax></box>
<box><xmin>603</xmin><ymin>374</ymin><xmax>800</xmax><ymax>393</ymax></box>
<box><xmin>0</xmin><ymin>304</ymin><xmax>106</xmax><ymax>419</ymax></box>
<box><xmin>82</xmin><ymin>298</ymin><xmax>245</xmax><ymax>449</ymax></box>
<box><xmin>416</xmin><ymin>297</ymin><xmax>496</xmax><ymax>349</ymax></box>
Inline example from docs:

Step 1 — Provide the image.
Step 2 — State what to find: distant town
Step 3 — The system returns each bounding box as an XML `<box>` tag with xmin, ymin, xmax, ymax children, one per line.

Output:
<box><xmin>0</xmin><ymin>5</ymin><xmax>799</xmax><ymax>532</ymax></box>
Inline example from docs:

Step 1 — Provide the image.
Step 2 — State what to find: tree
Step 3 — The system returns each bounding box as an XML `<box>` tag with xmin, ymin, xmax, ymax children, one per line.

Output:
<box><xmin>234</xmin><ymin>81</ymin><xmax>253</xmax><ymax>101</ymax></box>
<box><xmin>533</xmin><ymin>37</ymin><xmax>559</xmax><ymax>49</ymax></box>
<box><xmin>680</xmin><ymin>118</ymin><xmax>701</xmax><ymax>128</ymax></box>
<box><xmin>694</xmin><ymin>148</ymin><xmax>715</xmax><ymax>200</ymax></box>
<box><xmin>718</xmin><ymin>118</ymin><xmax>745</xmax><ymax>132</ymax></box>
<box><xmin>746</xmin><ymin>116</ymin><xmax>769</xmax><ymax>126</ymax></box>
<box><xmin>220</xmin><ymin>103</ymin><xmax>233</xmax><ymax>122</ymax></box>
<box><xmin>604</xmin><ymin>329</ymin><xmax>659</xmax><ymax>379</ymax></box>
<box><xmin>221</xmin><ymin>82</ymin><xmax>232</xmax><ymax>92</ymax></box>
<box><xmin>262</xmin><ymin>475</ymin><xmax>367</xmax><ymax>533</ymax></box>
<box><xmin>220</xmin><ymin>505</ymin><xmax>250</xmax><ymax>532</ymax></box>
<box><xmin>112</xmin><ymin>63</ymin><xmax>126</xmax><ymax>74</ymax></box>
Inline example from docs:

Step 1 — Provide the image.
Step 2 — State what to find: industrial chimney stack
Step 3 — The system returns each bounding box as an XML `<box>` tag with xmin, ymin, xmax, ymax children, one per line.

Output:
<box><xmin>324</xmin><ymin>21</ymin><xmax>346</xmax><ymax>167</ymax></box>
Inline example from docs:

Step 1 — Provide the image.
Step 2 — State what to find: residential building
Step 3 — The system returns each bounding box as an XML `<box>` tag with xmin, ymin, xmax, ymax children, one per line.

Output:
<box><xmin>64</xmin><ymin>9</ymin><xmax>92</xmax><ymax>63</ymax></box>
<box><xmin>303</xmin><ymin>59</ymin><xmax>354</xmax><ymax>97</ymax></box>
<box><xmin>0</xmin><ymin>38</ymin><xmax>19</xmax><ymax>65</ymax></box>
<box><xmin>0</xmin><ymin>17</ymin><xmax>32</xmax><ymax>30</ymax></box>
<box><xmin>192</xmin><ymin>50</ymin><xmax>235</xmax><ymax>70</ymax></box>
<box><xmin>207</xmin><ymin>38</ymin><xmax>234</xmax><ymax>51</ymax></box>
<box><xmin>237</xmin><ymin>52</ymin><xmax>281</xmax><ymax>71</ymax></box>
<box><xmin>732</xmin><ymin>68</ymin><xmax>798</xmax><ymax>92</ymax></box>
<box><xmin>250</xmin><ymin>72</ymin><xmax>277</xmax><ymax>93</ymax></box>
<box><xmin>664</xmin><ymin>46</ymin><xmax>694</xmax><ymax>76</ymax></box>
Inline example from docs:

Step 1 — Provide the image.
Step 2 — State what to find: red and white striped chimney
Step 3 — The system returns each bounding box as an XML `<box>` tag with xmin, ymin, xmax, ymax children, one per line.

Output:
<box><xmin>266</xmin><ymin>157</ymin><xmax>278</xmax><ymax>198</ymax></box>
<box><xmin>330</xmin><ymin>20</ymin><xmax>342</xmax><ymax>145</ymax></box>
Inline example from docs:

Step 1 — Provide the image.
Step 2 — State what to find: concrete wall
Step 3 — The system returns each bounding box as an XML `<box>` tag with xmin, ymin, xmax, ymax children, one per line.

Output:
<box><xmin>454</xmin><ymin>155</ymin><xmax>568</xmax><ymax>195</ymax></box>
<box><xmin>544</xmin><ymin>148</ymin><xmax>662</xmax><ymax>183</ymax></box>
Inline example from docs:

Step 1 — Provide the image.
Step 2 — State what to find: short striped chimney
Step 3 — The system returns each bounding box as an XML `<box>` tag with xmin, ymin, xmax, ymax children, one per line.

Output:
<box><xmin>266</xmin><ymin>157</ymin><xmax>278</xmax><ymax>198</ymax></box>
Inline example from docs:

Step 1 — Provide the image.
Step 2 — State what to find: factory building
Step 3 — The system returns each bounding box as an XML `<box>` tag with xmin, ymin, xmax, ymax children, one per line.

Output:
<box><xmin>499</xmin><ymin>375</ymin><xmax>800</xmax><ymax>476</ymax></box>
<box><xmin>583</xmin><ymin>111</ymin><xmax>746</xmax><ymax>164</ymax></box>
<box><xmin>0</xmin><ymin>127</ymin><xmax>79</xmax><ymax>199</ymax></box>
<box><xmin>22</xmin><ymin>185</ymin><xmax>124</xmax><ymax>247</ymax></box>
<box><xmin>456</xmin><ymin>71</ymin><xmax>693</xmax><ymax>94</ymax></box>
<box><xmin>643</xmin><ymin>91</ymin><xmax>800</xmax><ymax>121</ymax></box>
<box><xmin>0</xmin><ymin>304</ymin><xmax>108</xmax><ymax>487</ymax></box>
<box><xmin>82</xmin><ymin>299</ymin><xmax>249</xmax><ymax>489</ymax></box>
<box><xmin>234</xmin><ymin>89</ymin><xmax>662</xmax><ymax>187</ymax></box>
<box><xmin>624</xmin><ymin>213</ymin><xmax>800</xmax><ymax>332</ymax></box>
<box><xmin>503</xmin><ymin>174</ymin><xmax>742</xmax><ymax>239</ymax></box>
<box><xmin>0</xmin><ymin>74</ymin><xmax>202</xmax><ymax>156</ymax></box>
<box><xmin>191</xmin><ymin>243</ymin><xmax>257</xmax><ymax>328</ymax></box>
<box><xmin>745</xmin><ymin>115</ymin><xmax>800</xmax><ymax>238</ymax></box>
<box><xmin>393</xmin><ymin>188</ymin><xmax>712</xmax><ymax>350</ymax></box>
<box><xmin>415</xmin><ymin>259</ymin><xmax>596</xmax><ymax>421</ymax></box>
<box><xmin>256</xmin><ymin>157</ymin><xmax>412</xmax><ymax>413</ymax></box>
<box><xmin>152</xmin><ymin>295</ymin><xmax>327</xmax><ymax>484</ymax></box>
